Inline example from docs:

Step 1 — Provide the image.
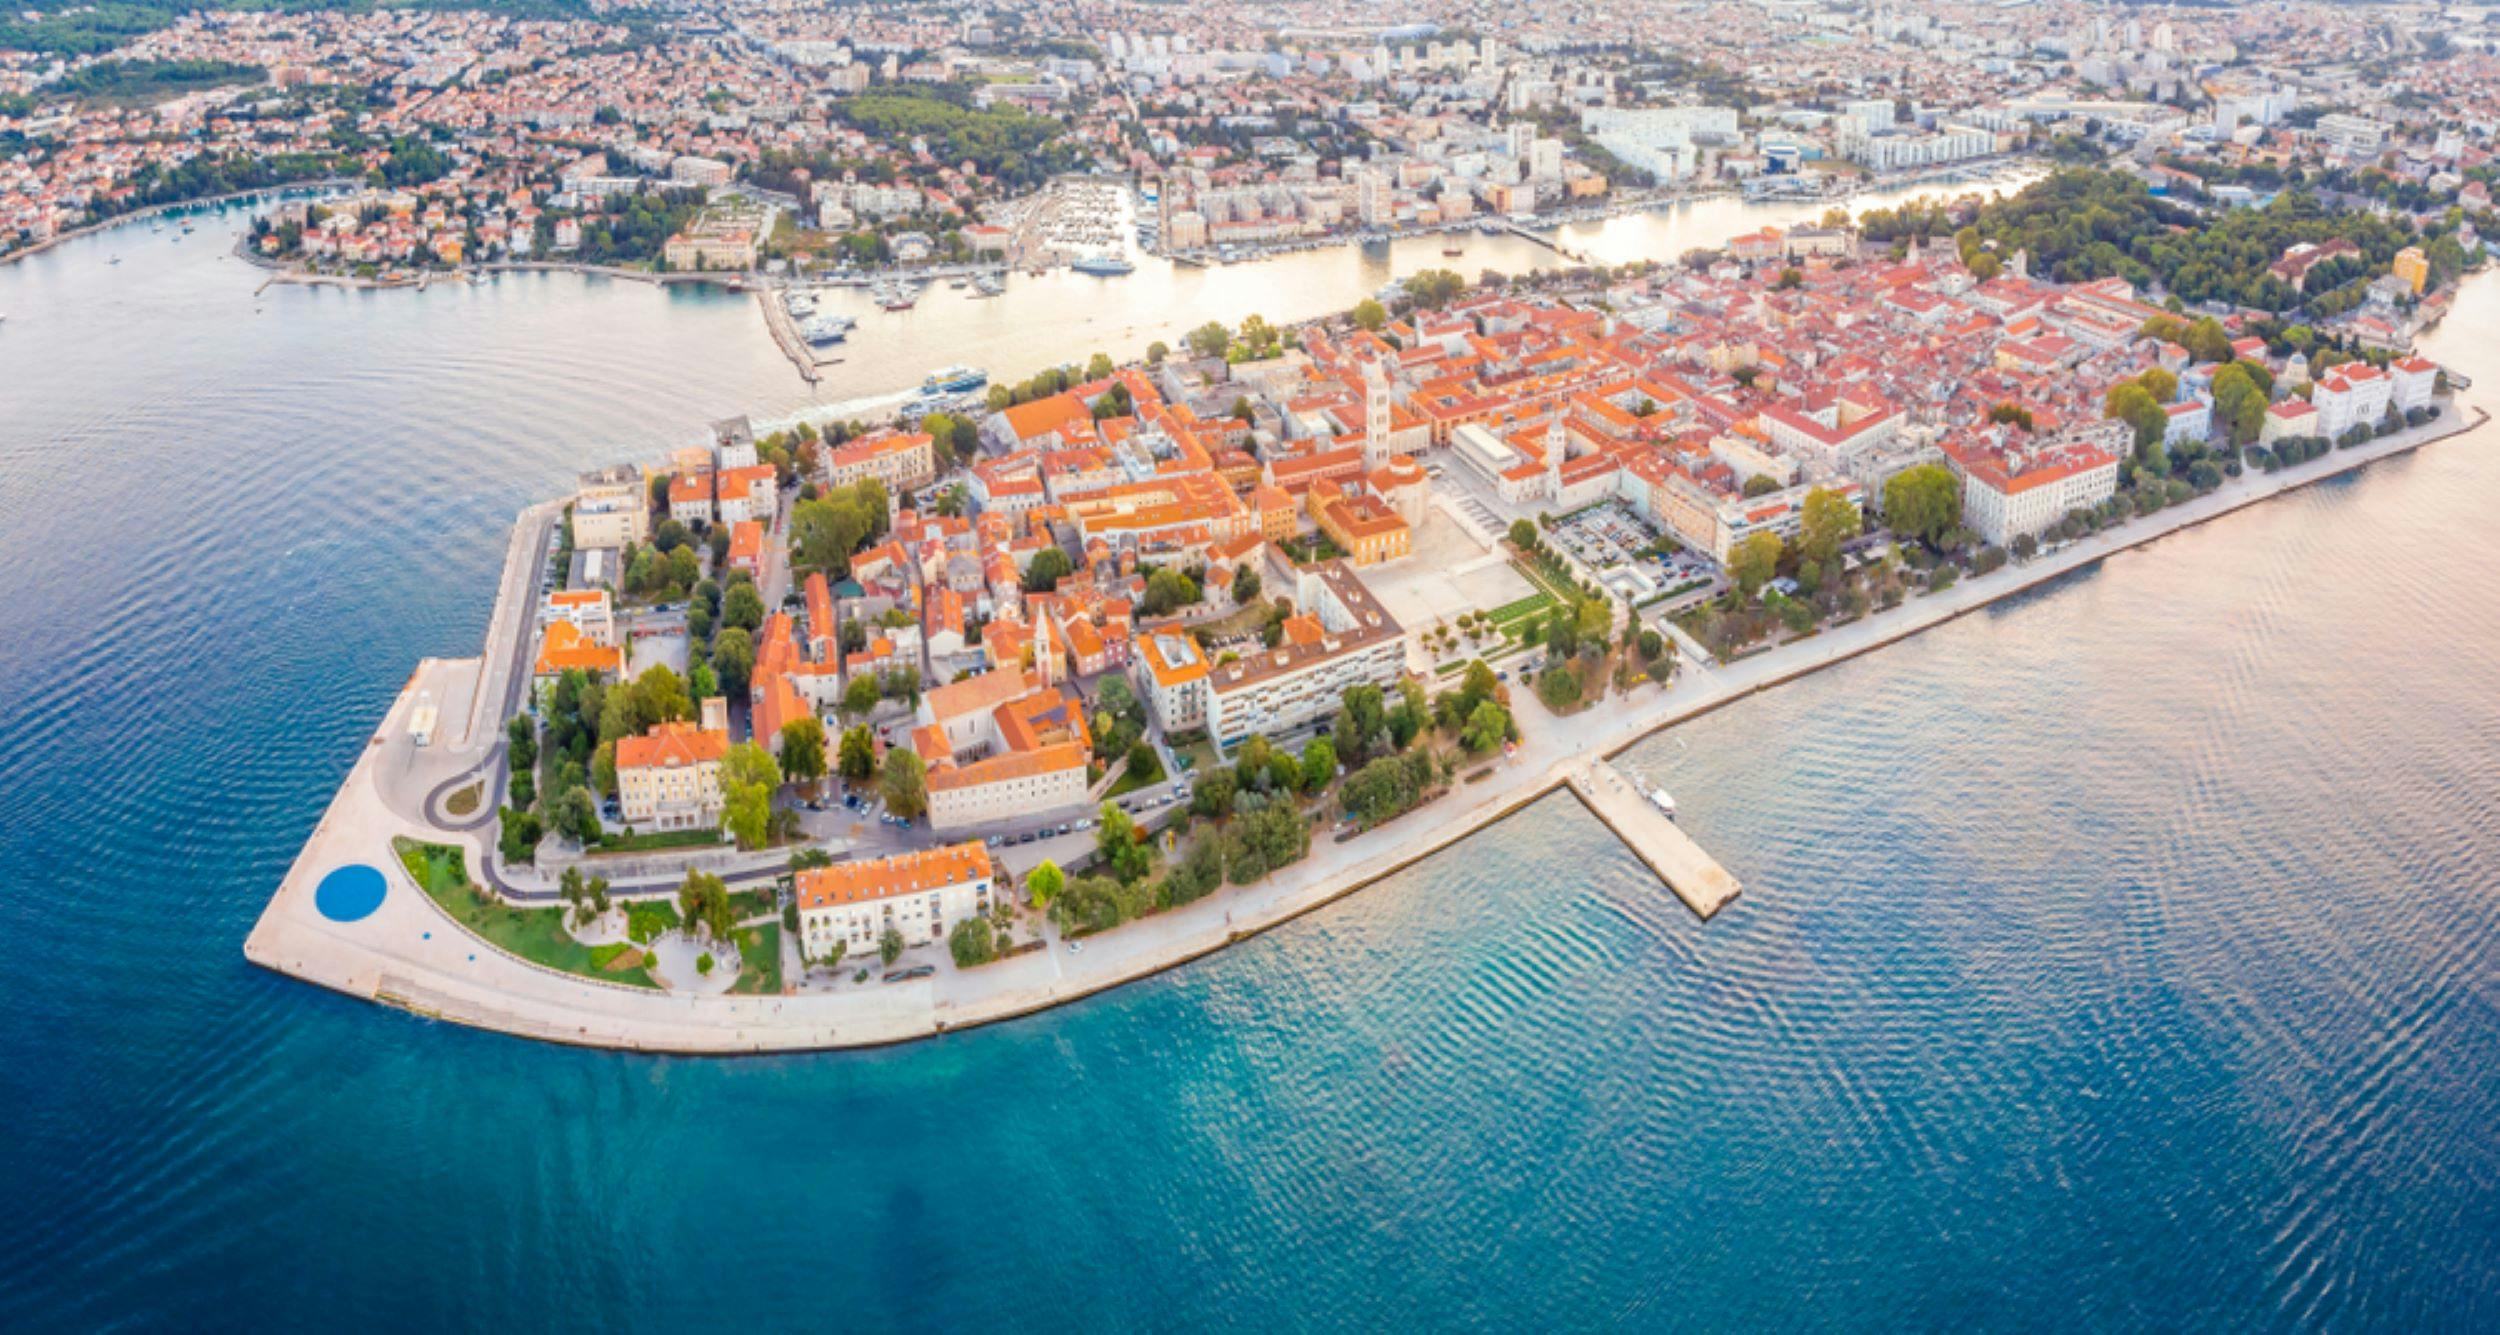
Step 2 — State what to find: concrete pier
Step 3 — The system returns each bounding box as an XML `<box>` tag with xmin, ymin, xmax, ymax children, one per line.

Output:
<box><xmin>755</xmin><ymin>289</ymin><xmax>825</xmax><ymax>385</ymax></box>
<box><xmin>1564</xmin><ymin>760</ymin><xmax>1742</xmax><ymax>919</ymax></box>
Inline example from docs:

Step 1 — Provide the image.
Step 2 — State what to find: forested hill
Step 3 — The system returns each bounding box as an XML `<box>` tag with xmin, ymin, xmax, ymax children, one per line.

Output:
<box><xmin>1857</xmin><ymin>168</ymin><xmax>2442</xmax><ymax>314</ymax></box>
<box><xmin>1</xmin><ymin>0</ymin><xmax>612</xmax><ymax>57</ymax></box>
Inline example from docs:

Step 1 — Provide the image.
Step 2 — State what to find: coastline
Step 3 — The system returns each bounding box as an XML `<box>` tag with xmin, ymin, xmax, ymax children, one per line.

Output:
<box><xmin>241</xmin><ymin>400</ymin><xmax>2490</xmax><ymax>1054</ymax></box>
<box><xmin>0</xmin><ymin>178</ymin><xmax>358</xmax><ymax>269</ymax></box>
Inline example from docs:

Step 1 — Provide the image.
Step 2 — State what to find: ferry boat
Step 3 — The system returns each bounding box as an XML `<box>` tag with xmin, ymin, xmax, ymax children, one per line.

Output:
<box><xmin>922</xmin><ymin>365</ymin><xmax>987</xmax><ymax>396</ymax></box>
<box><xmin>1648</xmin><ymin>787</ymin><xmax>1678</xmax><ymax>820</ymax></box>
<box><xmin>1070</xmin><ymin>253</ymin><xmax>1135</xmax><ymax>277</ymax></box>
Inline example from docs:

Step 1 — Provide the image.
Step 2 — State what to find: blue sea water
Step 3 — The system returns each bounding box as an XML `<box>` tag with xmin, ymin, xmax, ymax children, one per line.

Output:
<box><xmin>3</xmin><ymin>219</ymin><xmax>2498</xmax><ymax>1332</ymax></box>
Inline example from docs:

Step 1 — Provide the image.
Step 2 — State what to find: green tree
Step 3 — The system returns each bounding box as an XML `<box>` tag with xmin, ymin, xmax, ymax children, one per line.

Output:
<box><xmin>498</xmin><ymin>805</ymin><xmax>542</xmax><ymax>864</ymax></box>
<box><xmin>1185</xmin><ymin>321</ymin><xmax>1231</xmax><ymax>360</ymax></box>
<box><xmin>879</xmin><ymin>926</ymin><xmax>906</xmax><ymax>967</ymax></box>
<box><xmin>1191</xmin><ymin>767</ymin><xmax>1238</xmax><ymax>819</ymax></box>
<box><xmin>1140</xmin><ymin>568</ymin><xmax>1200</xmax><ymax>616</ymax></box>
<box><xmin>1096</xmin><ymin>802</ymin><xmax>1152</xmax><ymax>884</ymax></box>
<box><xmin>2106</xmin><ymin>382</ymin><xmax>2169</xmax><ymax>459</ymax></box>
<box><xmin>1799</xmin><ymin>486</ymin><xmax>1861</xmax><ymax>566</ymax></box>
<box><xmin>1728</xmin><ymin>532</ymin><xmax>1784</xmax><ymax>600</ymax></box>
<box><xmin>1023</xmin><ymin>546</ymin><xmax>1073</xmax><ymax>592</ymax></box>
<box><xmin>1026</xmin><ymin>859</ymin><xmax>1065</xmax><ymax>906</ymax></box>
<box><xmin>711</xmin><ymin>627</ymin><xmax>755</xmax><ymax>699</ymax></box>
<box><xmin>837</xmin><ymin>724</ymin><xmax>877</xmax><ymax>782</ymax></box>
<box><xmin>1536</xmin><ymin>665</ymin><xmax>1583</xmax><ymax>712</ymax></box>
<box><xmin>1406</xmin><ymin>268</ymin><xmax>1466</xmax><ymax>308</ymax></box>
<box><xmin>881</xmin><ymin>746</ymin><xmax>928</xmax><ymax>819</ymax></box>
<box><xmin>551</xmin><ymin>786</ymin><xmax>600</xmax><ymax>845</ymax></box>
<box><xmin>1508</xmin><ymin>518</ymin><xmax>1539</xmax><ymax>551</ymax></box>
<box><xmin>1461</xmin><ymin>701</ymin><xmax>1513</xmax><ymax>753</ymax></box>
<box><xmin>1351</xmin><ymin>298</ymin><xmax>1388</xmax><ymax>331</ymax></box>
<box><xmin>631</xmin><ymin>664</ymin><xmax>693</xmax><ymax>729</ymax></box>
<box><xmin>948</xmin><ymin>916</ymin><xmax>998</xmax><ymax>967</ymax></box>
<box><xmin>1301</xmin><ymin>735</ymin><xmax>1338</xmax><ymax>790</ymax></box>
<box><xmin>722</xmin><ymin>582</ymin><xmax>766</xmax><ymax>633</ymax></box>
<box><xmin>1883</xmin><ymin>464</ymin><xmax>1962</xmax><ymax>546</ymax></box>
<box><xmin>842</xmin><ymin>674</ymin><xmax>883</xmax><ymax>717</ymax></box>
<box><xmin>779</xmin><ymin>717</ymin><xmax>828</xmax><ymax>785</ymax></box>
<box><xmin>1231</xmin><ymin>564</ymin><xmax>1262</xmax><ymax>604</ymax></box>
<box><xmin>2183</xmin><ymin>316</ymin><xmax>2234</xmax><ymax>364</ymax></box>
<box><xmin>677</xmin><ymin>868</ymin><xmax>734</xmax><ymax>940</ymax></box>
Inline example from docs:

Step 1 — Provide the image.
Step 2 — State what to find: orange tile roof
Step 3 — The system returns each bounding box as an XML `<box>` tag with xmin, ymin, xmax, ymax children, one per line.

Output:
<box><xmin>615</xmin><ymin>721</ymin><xmax>729</xmax><ymax>771</ymax></box>
<box><xmin>795</xmin><ymin>841</ymin><xmax>992</xmax><ymax>909</ymax></box>
<box><xmin>534</xmin><ymin>620</ymin><xmax>623</xmax><ymax>677</ymax></box>
<box><xmin>924</xmin><ymin>741</ymin><xmax>1089</xmax><ymax>792</ymax></box>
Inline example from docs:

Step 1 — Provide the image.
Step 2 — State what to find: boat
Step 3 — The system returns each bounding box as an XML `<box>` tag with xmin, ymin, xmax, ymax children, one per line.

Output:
<box><xmin>971</xmin><ymin>272</ymin><xmax>1005</xmax><ymax>298</ymax></box>
<box><xmin>108</xmin><ymin>255</ymin><xmax>122</xmax><ymax>265</ymax></box>
<box><xmin>877</xmin><ymin>286</ymin><xmax>918</xmax><ymax>311</ymax></box>
<box><xmin>947</xmin><ymin>277</ymin><xmax>968</xmax><ymax>290</ymax></box>
<box><xmin>1442</xmin><ymin>240</ymin><xmax>1466</xmax><ymax>257</ymax></box>
<box><xmin>922</xmin><ymin>365</ymin><xmax>987</xmax><ymax>396</ymax></box>
<box><xmin>1070</xmin><ymin>253</ymin><xmax>1135</xmax><ymax>277</ymax></box>
<box><xmin>1648</xmin><ymin>787</ymin><xmax>1677</xmax><ymax>820</ymax></box>
<box><xmin>785</xmin><ymin>290</ymin><xmax>817</xmax><ymax>317</ymax></box>
<box><xmin>802</xmin><ymin>314</ymin><xmax>854</xmax><ymax>346</ymax></box>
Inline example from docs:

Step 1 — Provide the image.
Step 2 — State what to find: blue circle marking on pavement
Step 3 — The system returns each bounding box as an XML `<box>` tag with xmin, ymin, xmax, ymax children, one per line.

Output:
<box><xmin>314</xmin><ymin>864</ymin><xmax>387</xmax><ymax>923</ymax></box>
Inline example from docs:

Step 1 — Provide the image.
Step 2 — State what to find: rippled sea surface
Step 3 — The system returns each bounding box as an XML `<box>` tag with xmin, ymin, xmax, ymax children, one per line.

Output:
<box><xmin>3</xmin><ymin>220</ymin><xmax>2498</xmax><ymax>1332</ymax></box>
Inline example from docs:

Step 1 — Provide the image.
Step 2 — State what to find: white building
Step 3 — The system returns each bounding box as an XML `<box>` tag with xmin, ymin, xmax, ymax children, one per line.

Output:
<box><xmin>1205</xmin><ymin>562</ymin><xmax>1404</xmax><ymax>750</ymax></box>
<box><xmin>615</xmin><ymin>723</ymin><xmax>729</xmax><ymax>832</ymax></box>
<box><xmin>2314</xmin><ymin>113</ymin><xmax>2388</xmax><ymax>159</ymax></box>
<box><xmin>795</xmin><ymin>842</ymin><xmax>995</xmax><ymax>957</ymax></box>
<box><xmin>1943</xmin><ymin>427</ymin><xmax>2126</xmax><ymax>546</ymax></box>
<box><xmin>572</xmin><ymin>464</ymin><xmax>649</xmax><ymax>549</ymax></box>
<box><xmin>1134</xmin><ymin>630</ymin><xmax>1211</xmax><ymax>733</ymax></box>
<box><xmin>2311</xmin><ymin>363</ymin><xmax>2393</xmax><ymax>438</ymax></box>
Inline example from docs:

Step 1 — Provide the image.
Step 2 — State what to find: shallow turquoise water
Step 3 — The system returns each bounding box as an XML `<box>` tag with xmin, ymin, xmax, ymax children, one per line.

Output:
<box><xmin>2</xmin><ymin>218</ymin><xmax>2497</xmax><ymax>1331</ymax></box>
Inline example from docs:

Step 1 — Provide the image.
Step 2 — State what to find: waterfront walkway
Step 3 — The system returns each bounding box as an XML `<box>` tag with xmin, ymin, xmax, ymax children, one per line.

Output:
<box><xmin>243</xmin><ymin>405</ymin><xmax>2487</xmax><ymax>1053</ymax></box>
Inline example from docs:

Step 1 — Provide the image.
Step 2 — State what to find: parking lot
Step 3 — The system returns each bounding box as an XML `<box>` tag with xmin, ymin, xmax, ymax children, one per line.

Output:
<box><xmin>1549</xmin><ymin>502</ymin><xmax>1718</xmax><ymax>588</ymax></box>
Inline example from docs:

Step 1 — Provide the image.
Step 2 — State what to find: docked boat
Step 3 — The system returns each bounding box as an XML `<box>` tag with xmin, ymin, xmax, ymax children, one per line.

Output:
<box><xmin>1648</xmin><ymin>787</ymin><xmax>1677</xmax><ymax>820</ymax></box>
<box><xmin>785</xmin><ymin>290</ymin><xmax>817</xmax><ymax>317</ymax></box>
<box><xmin>922</xmin><ymin>365</ymin><xmax>987</xmax><ymax>396</ymax></box>
<box><xmin>971</xmin><ymin>272</ymin><xmax>1005</xmax><ymax>298</ymax></box>
<box><xmin>1070</xmin><ymin>253</ymin><xmax>1135</xmax><ymax>277</ymax></box>
<box><xmin>802</xmin><ymin>314</ymin><xmax>854</xmax><ymax>346</ymax></box>
<box><xmin>921</xmin><ymin>364</ymin><xmax>987</xmax><ymax>396</ymax></box>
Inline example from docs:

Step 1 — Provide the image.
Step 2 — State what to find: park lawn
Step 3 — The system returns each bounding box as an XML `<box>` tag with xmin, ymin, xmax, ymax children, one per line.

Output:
<box><xmin>595</xmin><ymin>826</ymin><xmax>726</xmax><ymax>855</ymax></box>
<box><xmin>726</xmin><ymin>888</ymin><xmax>776</xmax><ymax>922</ymax></box>
<box><xmin>1485</xmin><ymin>589</ymin><xmax>1557</xmax><ymax>626</ymax></box>
<box><xmin>1106</xmin><ymin>750</ymin><xmax>1166</xmax><ymax>799</ymax></box>
<box><xmin>729</xmin><ymin>923</ymin><xmax>784</xmax><ymax>995</ymax></box>
<box><xmin>626</xmin><ymin>901</ymin><xmax>682</xmax><ymax>944</ymax></box>
<box><xmin>442</xmin><ymin>782</ymin><xmax>482</xmax><ymax>818</ymax></box>
<box><xmin>1510</xmin><ymin>557</ymin><xmax>1579</xmax><ymax>606</ymax></box>
<box><xmin>1171</xmin><ymin>737</ymin><xmax>1219</xmax><ymax>778</ymax></box>
<box><xmin>393</xmin><ymin>838</ymin><xmax>658</xmax><ymax>989</ymax></box>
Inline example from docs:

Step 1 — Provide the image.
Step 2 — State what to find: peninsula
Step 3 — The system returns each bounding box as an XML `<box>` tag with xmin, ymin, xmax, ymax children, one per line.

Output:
<box><xmin>246</xmin><ymin>179</ymin><xmax>2485</xmax><ymax>1052</ymax></box>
